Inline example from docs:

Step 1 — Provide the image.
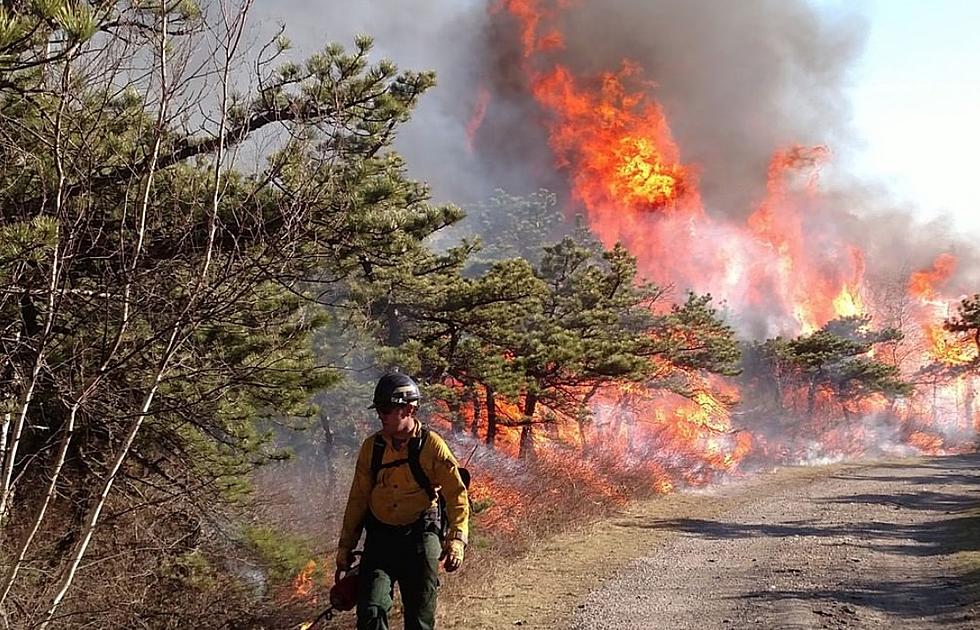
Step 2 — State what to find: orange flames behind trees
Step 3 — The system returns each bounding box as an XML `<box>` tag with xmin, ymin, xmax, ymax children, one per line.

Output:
<box><xmin>746</xmin><ymin>146</ymin><xmax>869</xmax><ymax>333</ymax></box>
<box><xmin>907</xmin><ymin>254</ymin><xmax>976</xmax><ymax>367</ymax></box>
<box><xmin>909</xmin><ymin>253</ymin><xmax>958</xmax><ymax>301</ymax></box>
<box><xmin>502</xmin><ymin>1</ymin><xmax>869</xmax><ymax>331</ymax></box>
<box><xmin>496</xmin><ymin>0</ymin><xmax>977</xmax><ymax>465</ymax></box>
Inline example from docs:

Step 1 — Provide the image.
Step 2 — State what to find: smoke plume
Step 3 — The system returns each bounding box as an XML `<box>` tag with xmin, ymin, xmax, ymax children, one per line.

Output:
<box><xmin>250</xmin><ymin>1</ymin><xmax>978</xmax><ymax>302</ymax></box>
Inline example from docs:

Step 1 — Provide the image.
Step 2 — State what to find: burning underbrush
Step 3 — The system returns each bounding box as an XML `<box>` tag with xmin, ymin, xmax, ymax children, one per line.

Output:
<box><xmin>267</xmin><ymin>372</ymin><xmax>974</xmax><ymax>627</ymax></box>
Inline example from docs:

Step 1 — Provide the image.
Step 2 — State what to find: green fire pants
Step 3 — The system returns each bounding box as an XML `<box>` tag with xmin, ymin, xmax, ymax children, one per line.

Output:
<box><xmin>356</xmin><ymin>519</ymin><xmax>441</xmax><ymax>630</ymax></box>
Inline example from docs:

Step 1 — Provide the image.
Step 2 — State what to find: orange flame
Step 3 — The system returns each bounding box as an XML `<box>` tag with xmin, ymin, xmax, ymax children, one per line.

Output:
<box><xmin>465</xmin><ymin>84</ymin><xmax>491</xmax><ymax>153</ymax></box>
<box><xmin>833</xmin><ymin>285</ymin><xmax>863</xmax><ymax>318</ymax></box>
<box><xmin>530</xmin><ymin>61</ymin><xmax>696</xmax><ymax>214</ymax></box>
<box><xmin>498</xmin><ymin>0</ymin><xmax>569</xmax><ymax>56</ymax></box>
<box><xmin>290</xmin><ymin>560</ymin><xmax>317</xmax><ymax>601</ymax></box>
<box><xmin>745</xmin><ymin>146</ymin><xmax>867</xmax><ymax>331</ymax></box>
<box><xmin>908</xmin><ymin>253</ymin><xmax>957</xmax><ymax>300</ymax></box>
<box><xmin>924</xmin><ymin>324</ymin><xmax>976</xmax><ymax>365</ymax></box>
<box><xmin>908</xmin><ymin>255</ymin><xmax>974</xmax><ymax>365</ymax></box>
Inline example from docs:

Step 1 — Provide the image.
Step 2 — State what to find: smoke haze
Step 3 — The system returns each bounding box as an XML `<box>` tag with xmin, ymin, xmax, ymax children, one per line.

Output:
<box><xmin>249</xmin><ymin>0</ymin><xmax>978</xmax><ymax>320</ymax></box>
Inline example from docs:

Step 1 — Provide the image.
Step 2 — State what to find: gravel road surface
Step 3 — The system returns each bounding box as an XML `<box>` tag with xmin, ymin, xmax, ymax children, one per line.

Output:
<box><xmin>572</xmin><ymin>454</ymin><xmax>980</xmax><ymax>630</ymax></box>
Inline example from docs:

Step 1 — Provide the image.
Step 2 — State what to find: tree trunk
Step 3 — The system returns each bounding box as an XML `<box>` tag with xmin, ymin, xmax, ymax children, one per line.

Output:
<box><xmin>386</xmin><ymin>301</ymin><xmax>403</xmax><ymax>347</ymax></box>
<box><xmin>485</xmin><ymin>387</ymin><xmax>497</xmax><ymax>448</ymax></box>
<box><xmin>319</xmin><ymin>413</ymin><xmax>336</xmax><ymax>481</ymax></box>
<box><xmin>448</xmin><ymin>396</ymin><xmax>464</xmax><ymax>435</ymax></box>
<box><xmin>806</xmin><ymin>380</ymin><xmax>817</xmax><ymax>421</ymax></box>
<box><xmin>962</xmin><ymin>377</ymin><xmax>975</xmax><ymax>434</ymax></box>
<box><xmin>578</xmin><ymin>384</ymin><xmax>601</xmax><ymax>457</ymax></box>
<box><xmin>470</xmin><ymin>387</ymin><xmax>482</xmax><ymax>439</ymax></box>
<box><xmin>628</xmin><ymin>414</ymin><xmax>638</xmax><ymax>454</ymax></box>
<box><xmin>578</xmin><ymin>417</ymin><xmax>589</xmax><ymax>457</ymax></box>
<box><xmin>518</xmin><ymin>392</ymin><xmax>538</xmax><ymax>460</ymax></box>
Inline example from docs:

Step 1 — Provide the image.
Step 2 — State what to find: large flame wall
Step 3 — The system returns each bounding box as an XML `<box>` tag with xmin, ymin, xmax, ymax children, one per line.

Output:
<box><xmin>475</xmin><ymin>0</ymin><xmax>980</xmax><ymax>471</ymax></box>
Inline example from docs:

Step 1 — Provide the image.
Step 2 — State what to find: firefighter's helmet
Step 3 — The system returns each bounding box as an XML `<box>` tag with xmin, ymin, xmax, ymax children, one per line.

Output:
<box><xmin>369</xmin><ymin>373</ymin><xmax>421</xmax><ymax>410</ymax></box>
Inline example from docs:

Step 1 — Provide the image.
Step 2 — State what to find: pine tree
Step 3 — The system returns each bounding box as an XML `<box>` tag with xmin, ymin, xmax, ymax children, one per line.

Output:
<box><xmin>944</xmin><ymin>293</ymin><xmax>980</xmax><ymax>360</ymax></box>
<box><xmin>0</xmin><ymin>2</ymin><xmax>452</xmax><ymax>623</ymax></box>
<box><xmin>783</xmin><ymin>316</ymin><xmax>910</xmax><ymax>421</ymax></box>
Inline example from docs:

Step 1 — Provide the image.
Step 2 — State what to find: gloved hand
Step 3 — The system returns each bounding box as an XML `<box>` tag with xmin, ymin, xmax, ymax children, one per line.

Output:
<box><xmin>335</xmin><ymin>547</ymin><xmax>353</xmax><ymax>572</ymax></box>
<box><xmin>440</xmin><ymin>539</ymin><xmax>465</xmax><ymax>572</ymax></box>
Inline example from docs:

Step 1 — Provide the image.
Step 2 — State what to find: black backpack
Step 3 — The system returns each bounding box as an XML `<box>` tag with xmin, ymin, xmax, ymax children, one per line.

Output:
<box><xmin>369</xmin><ymin>428</ymin><xmax>471</xmax><ymax>539</ymax></box>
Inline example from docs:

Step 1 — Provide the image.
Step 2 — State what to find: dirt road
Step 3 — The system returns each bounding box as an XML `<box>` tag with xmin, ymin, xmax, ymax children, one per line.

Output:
<box><xmin>444</xmin><ymin>454</ymin><xmax>980</xmax><ymax>629</ymax></box>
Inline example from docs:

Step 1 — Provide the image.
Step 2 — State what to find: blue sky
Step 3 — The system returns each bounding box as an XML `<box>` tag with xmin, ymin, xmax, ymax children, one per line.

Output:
<box><xmin>841</xmin><ymin>0</ymin><xmax>980</xmax><ymax>235</ymax></box>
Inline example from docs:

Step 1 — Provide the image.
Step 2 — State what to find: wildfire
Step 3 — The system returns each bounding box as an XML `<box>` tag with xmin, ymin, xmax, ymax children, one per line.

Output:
<box><xmin>908</xmin><ymin>253</ymin><xmax>957</xmax><ymax>300</ymax></box>
<box><xmin>530</xmin><ymin>61</ymin><xmax>695</xmax><ymax>215</ymax></box>
<box><xmin>470</xmin><ymin>0</ymin><xmax>978</xmax><ymax>503</ymax></box>
<box><xmin>291</xmin><ymin>560</ymin><xmax>317</xmax><ymax>601</ymax></box>
<box><xmin>280</xmin><ymin>8</ymin><xmax>980</xmax><ymax>629</ymax></box>
<box><xmin>832</xmin><ymin>285</ymin><xmax>863</xmax><ymax>318</ymax></box>
<box><xmin>497</xmin><ymin>0</ymin><xmax>879</xmax><ymax>471</ymax></box>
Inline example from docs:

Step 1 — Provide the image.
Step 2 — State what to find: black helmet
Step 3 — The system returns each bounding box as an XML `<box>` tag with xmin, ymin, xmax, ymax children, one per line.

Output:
<box><xmin>369</xmin><ymin>373</ymin><xmax>421</xmax><ymax>410</ymax></box>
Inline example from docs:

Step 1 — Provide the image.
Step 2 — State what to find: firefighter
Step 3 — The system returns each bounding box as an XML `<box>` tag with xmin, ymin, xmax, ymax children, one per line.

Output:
<box><xmin>336</xmin><ymin>372</ymin><xmax>469</xmax><ymax>630</ymax></box>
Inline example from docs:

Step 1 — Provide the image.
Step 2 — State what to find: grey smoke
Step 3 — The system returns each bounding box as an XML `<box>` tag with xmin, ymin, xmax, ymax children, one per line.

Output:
<box><xmin>248</xmin><ymin>1</ymin><xmax>867</xmax><ymax>210</ymax></box>
<box><xmin>556</xmin><ymin>0</ymin><xmax>868</xmax><ymax>221</ymax></box>
<box><xmin>248</xmin><ymin>0</ymin><xmax>978</xmax><ymax>311</ymax></box>
<box><xmin>250</xmin><ymin>0</ymin><xmax>500</xmax><ymax>206</ymax></box>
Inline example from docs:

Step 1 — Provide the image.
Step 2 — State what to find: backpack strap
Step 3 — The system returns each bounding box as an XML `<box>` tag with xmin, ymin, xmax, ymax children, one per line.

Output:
<box><xmin>369</xmin><ymin>434</ymin><xmax>386</xmax><ymax>483</ymax></box>
<box><xmin>407</xmin><ymin>428</ymin><xmax>437</xmax><ymax>501</ymax></box>
<box><xmin>369</xmin><ymin>429</ymin><xmax>437</xmax><ymax>502</ymax></box>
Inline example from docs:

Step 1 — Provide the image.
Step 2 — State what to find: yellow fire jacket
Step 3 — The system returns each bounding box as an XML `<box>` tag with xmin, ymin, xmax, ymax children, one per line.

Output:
<box><xmin>338</xmin><ymin>423</ymin><xmax>469</xmax><ymax>554</ymax></box>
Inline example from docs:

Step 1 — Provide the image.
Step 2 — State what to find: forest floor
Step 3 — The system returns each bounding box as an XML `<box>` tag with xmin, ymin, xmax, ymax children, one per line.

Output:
<box><xmin>439</xmin><ymin>453</ymin><xmax>980</xmax><ymax>629</ymax></box>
